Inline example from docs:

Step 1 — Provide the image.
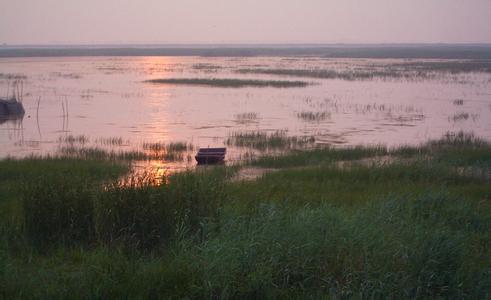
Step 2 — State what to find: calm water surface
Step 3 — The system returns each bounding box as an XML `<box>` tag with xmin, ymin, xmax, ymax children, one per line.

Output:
<box><xmin>1</xmin><ymin>56</ymin><xmax>490</xmax><ymax>170</ymax></box>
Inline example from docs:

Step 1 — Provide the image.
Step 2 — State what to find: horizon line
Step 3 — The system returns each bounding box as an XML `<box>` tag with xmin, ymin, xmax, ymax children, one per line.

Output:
<box><xmin>3</xmin><ymin>42</ymin><xmax>491</xmax><ymax>48</ymax></box>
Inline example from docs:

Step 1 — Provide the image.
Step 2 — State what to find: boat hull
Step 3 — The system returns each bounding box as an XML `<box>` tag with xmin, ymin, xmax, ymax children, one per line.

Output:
<box><xmin>195</xmin><ymin>147</ymin><xmax>227</xmax><ymax>165</ymax></box>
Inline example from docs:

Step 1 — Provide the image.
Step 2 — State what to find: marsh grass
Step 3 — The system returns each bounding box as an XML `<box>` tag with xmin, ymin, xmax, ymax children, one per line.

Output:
<box><xmin>143</xmin><ymin>141</ymin><xmax>192</xmax><ymax>152</ymax></box>
<box><xmin>453</xmin><ymin>99</ymin><xmax>464</xmax><ymax>106</ymax></box>
<box><xmin>234</xmin><ymin>112</ymin><xmax>258</xmax><ymax>121</ymax></box>
<box><xmin>0</xmin><ymin>73</ymin><xmax>27</xmax><ymax>80</ymax></box>
<box><xmin>95</xmin><ymin>136</ymin><xmax>125</xmax><ymax>146</ymax></box>
<box><xmin>225</xmin><ymin>130</ymin><xmax>316</xmax><ymax>151</ymax></box>
<box><xmin>58</xmin><ymin>140</ymin><xmax>194</xmax><ymax>162</ymax></box>
<box><xmin>451</xmin><ymin>112</ymin><xmax>470</xmax><ymax>122</ymax></box>
<box><xmin>252</xmin><ymin>131</ymin><xmax>489</xmax><ymax>169</ymax></box>
<box><xmin>236</xmin><ymin>60</ymin><xmax>491</xmax><ymax>82</ymax></box>
<box><xmin>58</xmin><ymin>146</ymin><xmax>170</xmax><ymax>162</ymax></box>
<box><xmin>17</xmin><ymin>165</ymin><xmax>228</xmax><ymax>251</ymax></box>
<box><xmin>58</xmin><ymin>136</ymin><xmax>127</xmax><ymax>147</ymax></box>
<box><xmin>234</xmin><ymin>112</ymin><xmax>259</xmax><ymax>124</ymax></box>
<box><xmin>252</xmin><ymin>146</ymin><xmax>387</xmax><ymax>168</ymax></box>
<box><xmin>296</xmin><ymin>111</ymin><xmax>330</xmax><ymax>122</ymax></box>
<box><xmin>94</xmin><ymin>169</ymin><xmax>227</xmax><ymax>250</ymax></box>
<box><xmin>191</xmin><ymin>63</ymin><xmax>222</xmax><ymax>70</ymax></box>
<box><xmin>389</xmin><ymin>59</ymin><xmax>491</xmax><ymax>74</ymax></box>
<box><xmin>429</xmin><ymin>131</ymin><xmax>487</xmax><ymax>148</ymax></box>
<box><xmin>142</xmin><ymin>141</ymin><xmax>194</xmax><ymax>161</ymax></box>
<box><xmin>57</xmin><ymin>135</ymin><xmax>89</xmax><ymax>145</ymax></box>
<box><xmin>197</xmin><ymin>192</ymin><xmax>489</xmax><ymax>298</ymax></box>
<box><xmin>145</xmin><ymin>78</ymin><xmax>309</xmax><ymax>88</ymax></box>
<box><xmin>305</xmin><ymin>99</ymin><xmax>423</xmax><ymax>122</ymax></box>
<box><xmin>236</xmin><ymin>68</ymin><xmax>413</xmax><ymax>81</ymax></box>
<box><xmin>0</xmin><ymin>132</ymin><xmax>489</xmax><ymax>298</ymax></box>
<box><xmin>166</xmin><ymin>141</ymin><xmax>194</xmax><ymax>152</ymax></box>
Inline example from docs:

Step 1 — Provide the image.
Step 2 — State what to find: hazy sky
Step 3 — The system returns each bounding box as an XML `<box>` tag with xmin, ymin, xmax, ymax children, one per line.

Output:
<box><xmin>1</xmin><ymin>0</ymin><xmax>491</xmax><ymax>45</ymax></box>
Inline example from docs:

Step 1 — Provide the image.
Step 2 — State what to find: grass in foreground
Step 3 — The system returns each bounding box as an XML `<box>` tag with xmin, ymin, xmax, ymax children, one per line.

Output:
<box><xmin>145</xmin><ymin>78</ymin><xmax>309</xmax><ymax>88</ymax></box>
<box><xmin>0</xmin><ymin>132</ymin><xmax>489</xmax><ymax>298</ymax></box>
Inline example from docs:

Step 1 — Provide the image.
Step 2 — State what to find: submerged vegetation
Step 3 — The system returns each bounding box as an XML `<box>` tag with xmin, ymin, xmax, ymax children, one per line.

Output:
<box><xmin>0</xmin><ymin>132</ymin><xmax>489</xmax><ymax>298</ymax></box>
<box><xmin>145</xmin><ymin>78</ymin><xmax>310</xmax><ymax>88</ymax></box>
<box><xmin>57</xmin><ymin>134</ymin><xmax>90</xmax><ymax>145</ymax></box>
<box><xmin>296</xmin><ymin>111</ymin><xmax>330</xmax><ymax>122</ymax></box>
<box><xmin>236</xmin><ymin>60</ymin><xmax>491</xmax><ymax>81</ymax></box>
<box><xmin>453</xmin><ymin>99</ymin><xmax>464</xmax><ymax>106</ymax></box>
<box><xmin>95</xmin><ymin>136</ymin><xmax>126</xmax><ymax>146</ymax></box>
<box><xmin>236</xmin><ymin>68</ymin><xmax>412</xmax><ymax>80</ymax></box>
<box><xmin>234</xmin><ymin>112</ymin><xmax>258</xmax><ymax>121</ymax></box>
<box><xmin>0</xmin><ymin>73</ymin><xmax>27</xmax><ymax>80</ymax></box>
<box><xmin>191</xmin><ymin>63</ymin><xmax>222</xmax><ymax>70</ymax></box>
<box><xmin>389</xmin><ymin>59</ymin><xmax>491</xmax><ymax>74</ymax></box>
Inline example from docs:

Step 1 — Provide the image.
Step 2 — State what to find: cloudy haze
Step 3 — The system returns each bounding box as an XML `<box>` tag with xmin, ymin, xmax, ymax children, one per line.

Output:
<box><xmin>1</xmin><ymin>0</ymin><xmax>491</xmax><ymax>45</ymax></box>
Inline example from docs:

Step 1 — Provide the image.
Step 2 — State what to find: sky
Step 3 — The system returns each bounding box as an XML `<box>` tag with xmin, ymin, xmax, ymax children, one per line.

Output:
<box><xmin>1</xmin><ymin>0</ymin><xmax>491</xmax><ymax>45</ymax></box>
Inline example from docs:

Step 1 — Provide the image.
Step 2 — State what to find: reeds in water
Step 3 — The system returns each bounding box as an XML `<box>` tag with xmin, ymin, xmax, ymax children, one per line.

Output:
<box><xmin>145</xmin><ymin>78</ymin><xmax>309</xmax><ymax>88</ymax></box>
<box><xmin>226</xmin><ymin>130</ymin><xmax>315</xmax><ymax>150</ymax></box>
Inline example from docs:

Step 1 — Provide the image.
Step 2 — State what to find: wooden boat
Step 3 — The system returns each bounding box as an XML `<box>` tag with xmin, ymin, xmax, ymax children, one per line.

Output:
<box><xmin>195</xmin><ymin>147</ymin><xmax>226</xmax><ymax>165</ymax></box>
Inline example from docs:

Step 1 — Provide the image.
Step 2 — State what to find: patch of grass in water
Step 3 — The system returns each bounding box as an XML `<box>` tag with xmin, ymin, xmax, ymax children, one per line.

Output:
<box><xmin>237</xmin><ymin>60</ymin><xmax>491</xmax><ymax>81</ymax></box>
<box><xmin>95</xmin><ymin>136</ymin><xmax>125</xmax><ymax>146</ymax></box>
<box><xmin>57</xmin><ymin>141</ymin><xmax>195</xmax><ymax>162</ymax></box>
<box><xmin>145</xmin><ymin>78</ymin><xmax>309</xmax><ymax>88</ymax></box>
<box><xmin>143</xmin><ymin>141</ymin><xmax>193</xmax><ymax>152</ymax></box>
<box><xmin>252</xmin><ymin>131</ymin><xmax>490</xmax><ymax>169</ymax></box>
<box><xmin>58</xmin><ymin>145</ymin><xmax>189</xmax><ymax>162</ymax></box>
<box><xmin>450</xmin><ymin>112</ymin><xmax>470</xmax><ymax>122</ymax></box>
<box><xmin>236</xmin><ymin>68</ymin><xmax>412</xmax><ymax>80</ymax></box>
<box><xmin>453</xmin><ymin>99</ymin><xmax>464</xmax><ymax>106</ymax></box>
<box><xmin>167</xmin><ymin>142</ymin><xmax>193</xmax><ymax>152</ymax></box>
<box><xmin>252</xmin><ymin>145</ymin><xmax>388</xmax><ymax>168</ymax></box>
<box><xmin>226</xmin><ymin>130</ymin><xmax>315</xmax><ymax>151</ymax></box>
<box><xmin>191</xmin><ymin>63</ymin><xmax>222</xmax><ymax>70</ymax></box>
<box><xmin>296</xmin><ymin>111</ymin><xmax>330</xmax><ymax>122</ymax></box>
<box><xmin>57</xmin><ymin>135</ymin><xmax>89</xmax><ymax>145</ymax></box>
<box><xmin>429</xmin><ymin>131</ymin><xmax>487</xmax><ymax>148</ymax></box>
<box><xmin>0</xmin><ymin>73</ymin><xmax>27</xmax><ymax>80</ymax></box>
<box><xmin>234</xmin><ymin>112</ymin><xmax>259</xmax><ymax>124</ymax></box>
<box><xmin>390</xmin><ymin>59</ymin><xmax>491</xmax><ymax>74</ymax></box>
<box><xmin>234</xmin><ymin>112</ymin><xmax>258</xmax><ymax>120</ymax></box>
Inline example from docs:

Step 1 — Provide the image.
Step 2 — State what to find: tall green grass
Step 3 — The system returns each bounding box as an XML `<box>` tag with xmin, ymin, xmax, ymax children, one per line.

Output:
<box><xmin>252</xmin><ymin>145</ymin><xmax>388</xmax><ymax>168</ymax></box>
<box><xmin>58</xmin><ymin>144</ymin><xmax>191</xmax><ymax>162</ymax></box>
<box><xmin>5</xmin><ymin>189</ymin><xmax>487</xmax><ymax>298</ymax></box>
<box><xmin>179</xmin><ymin>192</ymin><xmax>489</xmax><ymax>298</ymax></box>
<box><xmin>0</xmin><ymin>133</ymin><xmax>489</xmax><ymax>298</ymax></box>
<box><xmin>18</xmin><ymin>167</ymin><xmax>228</xmax><ymax>251</ymax></box>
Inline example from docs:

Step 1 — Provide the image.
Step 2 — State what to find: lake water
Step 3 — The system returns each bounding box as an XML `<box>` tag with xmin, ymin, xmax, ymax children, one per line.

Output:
<box><xmin>1</xmin><ymin>56</ymin><xmax>490</xmax><ymax>171</ymax></box>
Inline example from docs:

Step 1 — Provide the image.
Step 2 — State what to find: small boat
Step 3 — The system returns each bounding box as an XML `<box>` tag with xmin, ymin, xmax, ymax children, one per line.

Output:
<box><xmin>195</xmin><ymin>147</ymin><xmax>226</xmax><ymax>165</ymax></box>
<box><xmin>0</xmin><ymin>97</ymin><xmax>25</xmax><ymax>118</ymax></box>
